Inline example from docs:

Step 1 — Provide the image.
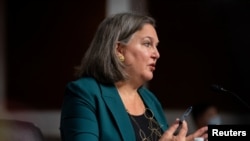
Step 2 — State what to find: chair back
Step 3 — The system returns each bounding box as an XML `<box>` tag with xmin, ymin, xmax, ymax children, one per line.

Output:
<box><xmin>0</xmin><ymin>119</ymin><xmax>44</xmax><ymax>141</ymax></box>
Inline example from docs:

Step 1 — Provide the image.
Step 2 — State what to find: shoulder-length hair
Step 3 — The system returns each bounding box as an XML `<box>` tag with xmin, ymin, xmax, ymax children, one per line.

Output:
<box><xmin>75</xmin><ymin>12</ymin><xmax>156</xmax><ymax>84</ymax></box>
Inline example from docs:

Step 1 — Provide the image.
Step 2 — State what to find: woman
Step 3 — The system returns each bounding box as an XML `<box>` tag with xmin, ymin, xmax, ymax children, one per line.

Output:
<box><xmin>60</xmin><ymin>12</ymin><xmax>207</xmax><ymax>141</ymax></box>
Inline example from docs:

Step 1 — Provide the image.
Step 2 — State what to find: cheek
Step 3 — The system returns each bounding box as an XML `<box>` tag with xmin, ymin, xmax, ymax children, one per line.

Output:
<box><xmin>134</xmin><ymin>50</ymin><xmax>150</xmax><ymax>62</ymax></box>
<box><xmin>124</xmin><ymin>45</ymin><xmax>151</xmax><ymax>64</ymax></box>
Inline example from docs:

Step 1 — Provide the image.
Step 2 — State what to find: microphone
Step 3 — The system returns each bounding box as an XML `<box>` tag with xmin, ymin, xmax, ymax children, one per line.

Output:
<box><xmin>211</xmin><ymin>84</ymin><xmax>250</xmax><ymax>111</ymax></box>
<box><xmin>211</xmin><ymin>84</ymin><xmax>229</xmax><ymax>93</ymax></box>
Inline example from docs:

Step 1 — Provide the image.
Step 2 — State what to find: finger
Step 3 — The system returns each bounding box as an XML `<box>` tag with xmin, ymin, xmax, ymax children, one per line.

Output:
<box><xmin>201</xmin><ymin>133</ymin><xmax>208</xmax><ymax>140</ymax></box>
<box><xmin>194</xmin><ymin>126</ymin><xmax>208</xmax><ymax>137</ymax></box>
<box><xmin>178</xmin><ymin>120</ymin><xmax>188</xmax><ymax>137</ymax></box>
<box><xmin>162</xmin><ymin>119</ymin><xmax>180</xmax><ymax>136</ymax></box>
<box><xmin>186</xmin><ymin>126</ymin><xmax>208</xmax><ymax>141</ymax></box>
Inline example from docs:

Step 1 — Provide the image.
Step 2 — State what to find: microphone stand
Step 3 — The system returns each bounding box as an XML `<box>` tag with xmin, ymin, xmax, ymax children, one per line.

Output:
<box><xmin>223</xmin><ymin>89</ymin><xmax>250</xmax><ymax>111</ymax></box>
<box><xmin>211</xmin><ymin>84</ymin><xmax>250</xmax><ymax>112</ymax></box>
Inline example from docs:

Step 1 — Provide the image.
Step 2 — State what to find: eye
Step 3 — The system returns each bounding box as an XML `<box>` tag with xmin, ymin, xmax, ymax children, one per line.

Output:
<box><xmin>143</xmin><ymin>41</ymin><xmax>151</xmax><ymax>47</ymax></box>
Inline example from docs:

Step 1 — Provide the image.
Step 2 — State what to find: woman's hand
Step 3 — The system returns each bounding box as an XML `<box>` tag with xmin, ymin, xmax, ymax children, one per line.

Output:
<box><xmin>159</xmin><ymin>119</ymin><xmax>208</xmax><ymax>141</ymax></box>
<box><xmin>159</xmin><ymin>119</ymin><xmax>188</xmax><ymax>141</ymax></box>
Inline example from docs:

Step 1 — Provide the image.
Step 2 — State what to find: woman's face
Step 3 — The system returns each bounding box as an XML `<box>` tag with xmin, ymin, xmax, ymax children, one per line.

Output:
<box><xmin>119</xmin><ymin>24</ymin><xmax>160</xmax><ymax>84</ymax></box>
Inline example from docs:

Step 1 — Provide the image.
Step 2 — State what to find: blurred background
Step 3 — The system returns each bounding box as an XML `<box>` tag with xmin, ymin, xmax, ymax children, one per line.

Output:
<box><xmin>1</xmin><ymin>0</ymin><xmax>250</xmax><ymax>140</ymax></box>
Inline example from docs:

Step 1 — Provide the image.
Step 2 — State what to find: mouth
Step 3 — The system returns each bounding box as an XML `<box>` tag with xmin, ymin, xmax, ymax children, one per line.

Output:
<box><xmin>149</xmin><ymin>63</ymin><xmax>156</xmax><ymax>71</ymax></box>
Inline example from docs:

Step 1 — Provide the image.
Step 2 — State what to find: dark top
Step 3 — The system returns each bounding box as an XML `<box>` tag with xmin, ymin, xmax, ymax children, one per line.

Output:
<box><xmin>128</xmin><ymin>109</ymin><xmax>163</xmax><ymax>141</ymax></box>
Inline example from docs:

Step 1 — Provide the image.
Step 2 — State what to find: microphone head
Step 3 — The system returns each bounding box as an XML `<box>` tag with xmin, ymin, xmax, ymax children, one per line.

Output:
<box><xmin>210</xmin><ymin>84</ymin><xmax>228</xmax><ymax>92</ymax></box>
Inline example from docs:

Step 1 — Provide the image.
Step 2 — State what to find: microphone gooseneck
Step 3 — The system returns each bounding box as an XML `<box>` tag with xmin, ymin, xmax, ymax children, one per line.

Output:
<box><xmin>211</xmin><ymin>84</ymin><xmax>250</xmax><ymax>111</ymax></box>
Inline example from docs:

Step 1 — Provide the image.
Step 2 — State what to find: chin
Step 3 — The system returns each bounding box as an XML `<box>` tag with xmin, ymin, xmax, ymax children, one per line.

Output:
<box><xmin>144</xmin><ymin>74</ymin><xmax>153</xmax><ymax>81</ymax></box>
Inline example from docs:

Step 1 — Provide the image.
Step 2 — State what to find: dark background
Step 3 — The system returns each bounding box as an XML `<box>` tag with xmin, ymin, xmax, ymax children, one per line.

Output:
<box><xmin>5</xmin><ymin>0</ymin><xmax>250</xmax><ymax>114</ymax></box>
<box><xmin>147</xmin><ymin>0</ymin><xmax>250</xmax><ymax>113</ymax></box>
<box><xmin>6</xmin><ymin>0</ymin><xmax>106</xmax><ymax>110</ymax></box>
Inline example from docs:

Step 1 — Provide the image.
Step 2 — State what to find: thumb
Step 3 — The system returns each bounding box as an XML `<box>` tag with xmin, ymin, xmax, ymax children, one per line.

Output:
<box><xmin>163</xmin><ymin>119</ymin><xmax>180</xmax><ymax>136</ymax></box>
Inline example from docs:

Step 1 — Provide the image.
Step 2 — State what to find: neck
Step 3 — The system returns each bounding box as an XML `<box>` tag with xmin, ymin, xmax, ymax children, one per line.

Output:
<box><xmin>115</xmin><ymin>80</ymin><xmax>146</xmax><ymax>115</ymax></box>
<box><xmin>115</xmin><ymin>80</ymin><xmax>142</xmax><ymax>96</ymax></box>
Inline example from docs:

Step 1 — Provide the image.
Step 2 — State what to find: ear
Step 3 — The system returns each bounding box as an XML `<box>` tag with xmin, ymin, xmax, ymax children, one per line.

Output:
<box><xmin>115</xmin><ymin>42</ymin><xmax>125</xmax><ymax>56</ymax></box>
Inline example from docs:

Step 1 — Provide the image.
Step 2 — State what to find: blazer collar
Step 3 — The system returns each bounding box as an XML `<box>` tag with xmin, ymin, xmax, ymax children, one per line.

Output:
<box><xmin>100</xmin><ymin>84</ymin><xmax>167</xmax><ymax>140</ymax></box>
<box><xmin>100</xmin><ymin>84</ymin><xmax>136</xmax><ymax>141</ymax></box>
<box><xmin>138</xmin><ymin>88</ymin><xmax>168</xmax><ymax>131</ymax></box>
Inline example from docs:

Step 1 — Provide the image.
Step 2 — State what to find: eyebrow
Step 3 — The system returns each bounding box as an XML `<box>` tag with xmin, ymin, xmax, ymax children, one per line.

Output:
<box><xmin>143</xmin><ymin>36</ymin><xmax>159</xmax><ymax>45</ymax></box>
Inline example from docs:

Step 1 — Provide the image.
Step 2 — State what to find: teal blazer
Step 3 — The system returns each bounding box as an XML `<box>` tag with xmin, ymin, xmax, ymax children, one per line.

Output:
<box><xmin>60</xmin><ymin>77</ymin><xmax>168</xmax><ymax>141</ymax></box>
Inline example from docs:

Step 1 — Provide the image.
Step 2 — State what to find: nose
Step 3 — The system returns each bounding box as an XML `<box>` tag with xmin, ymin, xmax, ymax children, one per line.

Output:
<box><xmin>152</xmin><ymin>47</ymin><xmax>160</xmax><ymax>60</ymax></box>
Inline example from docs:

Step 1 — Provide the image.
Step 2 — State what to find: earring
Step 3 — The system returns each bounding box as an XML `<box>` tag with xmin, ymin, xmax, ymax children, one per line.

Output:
<box><xmin>118</xmin><ymin>55</ymin><xmax>125</xmax><ymax>62</ymax></box>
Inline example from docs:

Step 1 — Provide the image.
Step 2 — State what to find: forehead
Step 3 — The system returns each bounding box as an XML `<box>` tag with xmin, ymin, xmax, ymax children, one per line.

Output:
<box><xmin>130</xmin><ymin>24</ymin><xmax>159</xmax><ymax>42</ymax></box>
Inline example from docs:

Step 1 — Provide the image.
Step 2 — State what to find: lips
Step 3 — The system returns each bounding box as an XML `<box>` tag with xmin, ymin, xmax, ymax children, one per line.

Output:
<box><xmin>149</xmin><ymin>63</ymin><xmax>156</xmax><ymax>71</ymax></box>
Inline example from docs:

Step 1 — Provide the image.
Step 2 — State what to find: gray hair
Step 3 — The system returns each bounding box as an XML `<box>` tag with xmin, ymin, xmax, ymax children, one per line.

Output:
<box><xmin>76</xmin><ymin>12</ymin><xmax>156</xmax><ymax>84</ymax></box>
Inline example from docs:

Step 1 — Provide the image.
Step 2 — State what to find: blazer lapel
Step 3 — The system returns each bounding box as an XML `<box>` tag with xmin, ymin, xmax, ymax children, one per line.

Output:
<box><xmin>100</xmin><ymin>84</ymin><xmax>136</xmax><ymax>141</ymax></box>
<box><xmin>139</xmin><ymin>88</ymin><xmax>168</xmax><ymax>131</ymax></box>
